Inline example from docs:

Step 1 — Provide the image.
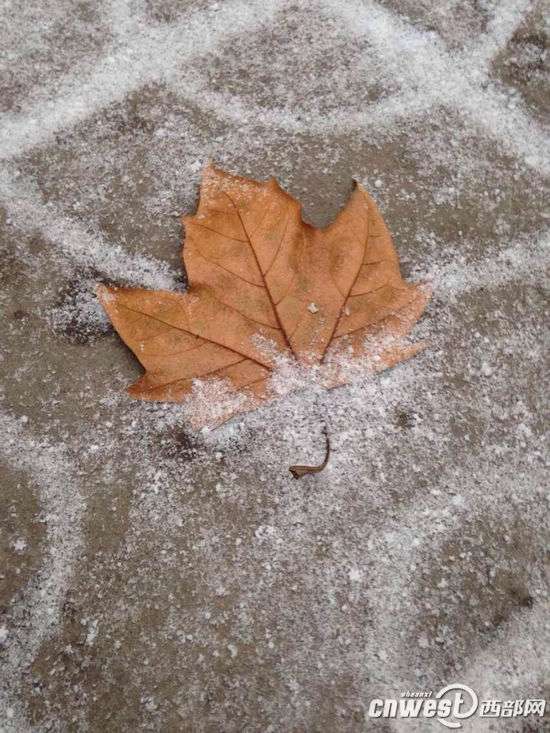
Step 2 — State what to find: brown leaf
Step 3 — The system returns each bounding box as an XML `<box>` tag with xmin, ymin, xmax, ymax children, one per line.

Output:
<box><xmin>98</xmin><ymin>164</ymin><xmax>431</xmax><ymax>428</ymax></box>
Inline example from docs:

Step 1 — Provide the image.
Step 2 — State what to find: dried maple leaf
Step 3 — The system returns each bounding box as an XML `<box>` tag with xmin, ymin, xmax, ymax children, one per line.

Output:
<box><xmin>98</xmin><ymin>165</ymin><xmax>430</xmax><ymax>428</ymax></box>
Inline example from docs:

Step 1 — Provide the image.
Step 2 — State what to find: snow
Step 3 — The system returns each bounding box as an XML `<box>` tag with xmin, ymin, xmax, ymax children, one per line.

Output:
<box><xmin>0</xmin><ymin>0</ymin><xmax>549</xmax><ymax>729</ymax></box>
<box><xmin>12</xmin><ymin>538</ymin><xmax>27</xmax><ymax>553</ymax></box>
<box><xmin>0</xmin><ymin>411</ymin><xmax>84</xmax><ymax>730</ymax></box>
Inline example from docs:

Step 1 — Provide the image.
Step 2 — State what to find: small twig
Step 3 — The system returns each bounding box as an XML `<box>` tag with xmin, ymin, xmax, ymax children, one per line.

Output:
<box><xmin>289</xmin><ymin>425</ymin><xmax>330</xmax><ymax>479</ymax></box>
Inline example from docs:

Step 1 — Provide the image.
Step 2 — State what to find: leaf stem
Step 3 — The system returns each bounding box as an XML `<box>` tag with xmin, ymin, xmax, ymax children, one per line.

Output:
<box><xmin>289</xmin><ymin>424</ymin><xmax>330</xmax><ymax>479</ymax></box>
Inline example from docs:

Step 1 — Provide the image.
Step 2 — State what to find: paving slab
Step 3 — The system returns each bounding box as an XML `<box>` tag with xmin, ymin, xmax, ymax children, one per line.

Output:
<box><xmin>1</xmin><ymin>1</ymin><xmax>549</xmax><ymax>731</ymax></box>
